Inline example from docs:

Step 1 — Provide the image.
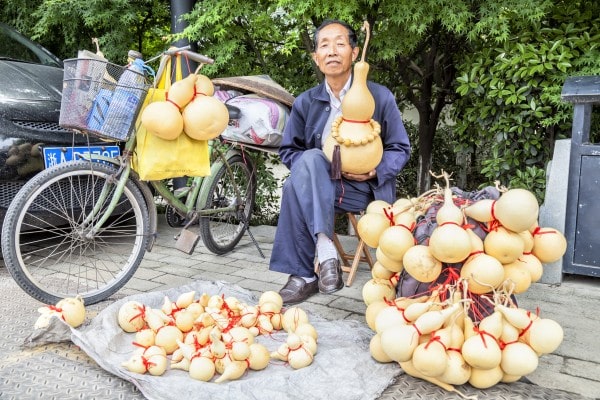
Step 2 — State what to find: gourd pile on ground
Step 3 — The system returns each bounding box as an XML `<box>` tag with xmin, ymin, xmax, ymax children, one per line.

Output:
<box><xmin>117</xmin><ymin>290</ymin><xmax>318</xmax><ymax>382</ymax></box>
<box><xmin>358</xmin><ymin>170</ymin><xmax>567</xmax><ymax>396</ymax></box>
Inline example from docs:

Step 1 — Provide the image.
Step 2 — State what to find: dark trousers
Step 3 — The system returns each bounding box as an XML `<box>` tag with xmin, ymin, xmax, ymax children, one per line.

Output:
<box><xmin>269</xmin><ymin>149</ymin><xmax>373</xmax><ymax>277</ymax></box>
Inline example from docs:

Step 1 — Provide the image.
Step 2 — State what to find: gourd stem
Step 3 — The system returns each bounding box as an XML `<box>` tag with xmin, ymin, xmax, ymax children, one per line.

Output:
<box><xmin>360</xmin><ymin>21</ymin><xmax>371</xmax><ymax>63</ymax></box>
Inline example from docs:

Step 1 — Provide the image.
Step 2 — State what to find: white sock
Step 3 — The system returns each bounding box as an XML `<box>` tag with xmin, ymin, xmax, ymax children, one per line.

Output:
<box><xmin>300</xmin><ymin>275</ymin><xmax>317</xmax><ymax>283</ymax></box>
<box><xmin>317</xmin><ymin>233</ymin><xmax>338</xmax><ymax>264</ymax></box>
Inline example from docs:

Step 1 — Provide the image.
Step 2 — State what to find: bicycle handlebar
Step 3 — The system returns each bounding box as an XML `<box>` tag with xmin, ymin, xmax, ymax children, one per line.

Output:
<box><xmin>162</xmin><ymin>46</ymin><xmax>214</xmax><ymax>65</ymax></box>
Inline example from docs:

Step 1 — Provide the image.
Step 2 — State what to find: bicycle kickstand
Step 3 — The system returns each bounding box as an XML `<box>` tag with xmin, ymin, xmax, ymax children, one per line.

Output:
<box><xmin>239</xmin><ymin>213</ymin><xmax>265</xmax><ymax>259</ymax></box>
<box><xmin>174</xmin><ymin>215</ymin><xmax>200</xmax><ymax>255</ymax></box>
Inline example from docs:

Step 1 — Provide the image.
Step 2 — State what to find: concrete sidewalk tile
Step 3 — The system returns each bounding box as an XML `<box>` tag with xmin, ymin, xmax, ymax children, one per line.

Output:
<box><xmin>151</xmin><ymin>274</ymin><xmax>195</xmax><ymax>288</ymax></box>
<box><xmin>129</xmin><ymin>267</ymin><xmax>165</xmax><ymax>280</ymax></box>
<box><xmin>190</xmin><ymin>252</ymin><xmax>237</xmax><ymax>265</ymax></box>
<box><xmin>122</xmin><ymin>277</ymin><xmax>166</xmax><ymax>293</ymax></box>
<box><xmin>328</xmin><ymin>296</ymin><xmax>368</xmax><ymax>314</ymax></box>
<box><xmin>189</xmin><ymin>271</ymin><xmax>245</xmax><ymax>285</ymax></box>
<box><xmin>154</xmin><ymin>264</ymin><xmax>199</xmax><ymax>278</ymax></box>
<box><xmin>233</xmin><ymin>279</ymin><xmax>280</xmax><ymax>294</ymax></box>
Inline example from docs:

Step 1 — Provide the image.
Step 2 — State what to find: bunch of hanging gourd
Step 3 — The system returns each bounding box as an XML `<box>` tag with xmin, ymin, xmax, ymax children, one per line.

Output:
<box><xmin>140</xmin><ymin>64</ymin><xmax>229</xmax><ymax>141</ymax></box>
<box><xmin>366</xmin><ymin>281</ymin><xmax>564</xmax><ymax>396</ymax></box>
<box><xmin>356</xmin><ymin>170</ymin><xmax>567</xmax><ymax>393</ymax></box>
<box><xmin>117</xmin><ymin>290</ymin><xmax>318</xmax><ymax>383</ymax></box>
<box><xmin>323</xmin><ymin>21</ymin><xmax>383</xmax><ymax>176</ymax></box>
<box><xmin>357</xmin><ymin>170</ymin><xmax>567</xmax><ymax>307</ymax></box>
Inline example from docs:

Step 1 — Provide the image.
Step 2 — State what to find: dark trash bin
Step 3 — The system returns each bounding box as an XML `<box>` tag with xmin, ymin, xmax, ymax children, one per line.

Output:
<box><xmin>561</xmin><ymin>75</ymin><xmax>600</xmax><ymax>277</ymax></box>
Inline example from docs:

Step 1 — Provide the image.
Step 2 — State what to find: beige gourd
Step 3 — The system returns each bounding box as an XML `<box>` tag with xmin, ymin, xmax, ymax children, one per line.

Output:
<box><xmin>282</xmin><ymin>307</ymin><xmax>309</xmax><ymax>332</ymax></box>
<box><xmin>509</xmin><ymin>253</ymin><xmax>544</xmax><ymax>282</ymax></box>
<box><xmin>362</xmin><ymin>278</ymin><xmax>396</xmax><ymax>306</ymax></box>
<box><xmin>134</xmin><ymin>328</ymin><xmax>156</xmax><ymax>348</ymax></box>
<box><xmin>378</xmin><ymin>224</ymin><xmax>415</xmax><ymax>262</ymax></box>
<box><xmin>374</xmin><ymin>305</ymin><xmax>409</xmax><ymax>334</ymax></box>
<box><xmin>174</xmin><ymin>309</ymin><xmax>196</xmax><ymax>332</ymax></box>
<box><xmin>520</xmin><ymin>317</ymin><xmax>564</xmax><ymax>354</ymax></box>
<box><xmin>140</xmin><ymin>101</ymin><xmax>184</xmax><ymax>140</ymax></box>
<box><xmin>468</xmin><ymin>365</ymin><xmax>503</xmax><ymax>389</ymax></box>
<box><xmin>500</xmin><ymin>342</ymin><xmax>539</xmax><ymax>376</ymax></box>
<box><xmin>460</xmin><ymin>253</ymin><xmax>505</xmax><ymax>294</ymax></box>
<box><xmin>462</xmin><ymin>332</ymin><xmax>502</xmax><ymax>370</ymax></box>
<box><xmin>493</xmin><ymin>188</ymin><xmax>539</xmax><ymax>233</ymax></box>
<box><xmin>494</xmin><ymin>304</ymin><xmax>533</xmax><ymax>330</ymax></box>
<box><xmin>176</xmin><ymin>291</ymin><xmax>196</xmax><ymax>308</ymax></box>
<box><xmin>375</xmin><ymin>246</ymin><xmax>404</xmax><ymax>273</ymax></box>
<box><xmin>366</xmin><ymin>199</ymin><xmax>391</xmax><ymax>214</ymax></box>
<box><xmin>428</xmin><ymin>223</ymin><xmax>471</xmax><ymax>264</ymax></box>
<box><xmin>294</xmin><ymin>323</ymin><xmax>318</xmax><ymax>342</ymax></box>
<box><xmin>322</xmin><ymin>21</ymin><xmax>383</xmax><ymax>174</ymax></box>
<box><xmin>399</xmin><ymin>360</ymin><xmax>475</xmax><ymax>399</ymax></box>
<box><xmin>259</xmin><ymin>291</ymin><xmax>284</xmax><ymax>310</ymax></box>
<box><xmin>484</xmin><ymin>226</ymin><xmax>525</xmax><ymax>264</ymax></box>
<box><xmin>370</xmin><ymin>332</ymin><xmax>393</xmax><ymax>363</ymax></box>
<box><xmin>402</xmin><ymin>244</ymin><xmax>442</xmax><ymax>283</ymax></box>
<box><xmin>412</xmin><ymin>338</ymin><xmax>449</xmax><ymax>378</ymax></box>
<box><xmin>357</xmin><ymin>212</ymin><xmax>391</xmax><ymax>248</ymax></box>
<box><xmin>117</xmin><ymin>301</ymin><xmax>147</xmax><ymax>332</ymax></box>
<box><xmin>247</xmin><ymin>343</ymin><xmax>271</xmax><ymax>370</ymax></box>
<box><xmin>54</xmin><ymin>295</ymin><xmax>86</xmax><ymax>328</ymax></box>
<box><xmin>463</xmin><ymin>198</ymin><xmax>495</xmax><ymax>223</ymax></box>
<box><xmin>365</xmin><ymin>300</ymin><xmax>389</xmax><ymax>331</ymax></box>
<box><xmin>154</xmin><ymin>325</ymin><xmax>184</xmax><ymax>354</ymax></box>
<box><xmin>502</xmin><ymin>262</ymin><xmax>532</xmax><ymax>294</ymax></box>
<box><xmin>438</xmin><ymin>324</ymin><xmax>470</xmax><ymax>385</ymax></box>
<box><xmin>531</xmin><ymin>226</ymin><xmax>568</xmax><ymax>263</ymax></box>
<box><xmin>433</xmin><ymin>171</ymin><xmax>464</xmax><ymax>225</ymax></box>
<box><xmin>371</xmin><ymin>260</ymin><xmax>396</xmax><ymax>280</ymax></box>
<box><xmin>182</xmin><ymin>74</ymin><xmax>229</xmax><ymax>141</ymax></box>
<box><xmin>380</xmin><ymin>323</ymin><xmax>420</xmax><ymax>362</ymax></box>
<box><xmin>286</xmin><ymin>333</ymin><xmax>315</xmax><ymax>369</ymax></box>
<box><xmin>189</xmin><ymin>355</ymin><xmax>216</xmax><ymax>381</ymax></box>
<box><xmin>140</xmin><ymin>73</ymin><xmax>197</xmax><ymax>140</ymax></box>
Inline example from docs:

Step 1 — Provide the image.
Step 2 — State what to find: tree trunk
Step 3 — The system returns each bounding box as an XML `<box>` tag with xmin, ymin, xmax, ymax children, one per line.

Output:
<box><xmin>417</xmin><ymin>115</ymin><xmax>434</xmax><ymax>194</ymax></box>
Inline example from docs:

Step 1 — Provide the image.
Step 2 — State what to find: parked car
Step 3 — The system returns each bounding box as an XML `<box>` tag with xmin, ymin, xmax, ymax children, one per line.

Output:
<box><xmin>0</xmin><ymin>23</ymin><xmax>118</xmax><ymax>227</ymax></box>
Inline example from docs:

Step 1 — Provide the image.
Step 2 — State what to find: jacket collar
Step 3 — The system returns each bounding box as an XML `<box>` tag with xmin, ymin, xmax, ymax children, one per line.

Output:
<box><xmin>313</xmin><ymin>75</ymin><xmax>355</xmax><ymax>103</ymax></box>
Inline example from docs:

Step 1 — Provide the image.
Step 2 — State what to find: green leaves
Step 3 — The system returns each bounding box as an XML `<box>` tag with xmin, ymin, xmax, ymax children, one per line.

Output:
<box><xmin>453</xmin><ymin>0</ymin><xmax>600</xmax><ymax>200</ymax></box>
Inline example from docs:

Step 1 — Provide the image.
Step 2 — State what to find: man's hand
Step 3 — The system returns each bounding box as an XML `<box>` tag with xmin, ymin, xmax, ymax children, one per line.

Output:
<box><xmin>342</xmin><ymin>169</ymin><xmax>376</xmax><ymax>182</ymax></box>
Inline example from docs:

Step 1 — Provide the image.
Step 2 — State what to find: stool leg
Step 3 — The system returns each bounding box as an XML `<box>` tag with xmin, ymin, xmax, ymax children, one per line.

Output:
<box><xmin>343</xmin><ymin>213</ymin><xmax>375</xmax><ymax>286</ymax></box>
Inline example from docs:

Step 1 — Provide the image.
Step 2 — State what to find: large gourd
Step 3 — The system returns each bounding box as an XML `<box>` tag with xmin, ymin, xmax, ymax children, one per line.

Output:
<box><xmin>323</xmin><ymin>21</ymin><xmax>383</xmax><ymax>175</ymax></box>
<box><xmin>140</xmin><ymin>73</ymin><xmax>197</xmax><ymax>140</ymax></box>
<box><xmin>182</xmin><ymin>74</ymin><xmax>229</xmax><ymax>140</ymax></box>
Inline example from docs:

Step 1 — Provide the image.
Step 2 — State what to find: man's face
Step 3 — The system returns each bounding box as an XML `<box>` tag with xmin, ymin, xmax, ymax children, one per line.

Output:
<box><xmin>312</xmin><ymin>23</ymin><xmax>359</xmax><ymax>79</ymax></box>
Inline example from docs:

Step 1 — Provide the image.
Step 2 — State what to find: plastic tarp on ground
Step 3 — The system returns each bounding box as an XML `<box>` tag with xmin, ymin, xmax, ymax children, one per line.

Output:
<box><xmin>53</xmin><ymin>280</ymin><xmax>399</xmax><ymax>400</ymax></box>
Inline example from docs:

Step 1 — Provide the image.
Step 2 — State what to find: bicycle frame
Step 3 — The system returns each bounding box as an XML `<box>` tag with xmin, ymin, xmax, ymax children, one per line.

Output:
<box><xmin>81</xmin><ymin>124</ymin><xmax>249</xmax><ymax>236</ymax></box>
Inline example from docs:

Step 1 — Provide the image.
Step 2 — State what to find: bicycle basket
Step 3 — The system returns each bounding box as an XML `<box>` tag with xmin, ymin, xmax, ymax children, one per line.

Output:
<box><xmin>59</xmin><ymin>58</ymin><xmax>150</xmax><ymax>141</ymax></box>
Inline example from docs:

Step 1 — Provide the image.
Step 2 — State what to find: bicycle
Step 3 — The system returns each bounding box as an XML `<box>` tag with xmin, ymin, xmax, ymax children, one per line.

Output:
<box><xmin>1</xmin><ymin>47</ymin><xmax>283</xmax><ymax>305</ymax></box>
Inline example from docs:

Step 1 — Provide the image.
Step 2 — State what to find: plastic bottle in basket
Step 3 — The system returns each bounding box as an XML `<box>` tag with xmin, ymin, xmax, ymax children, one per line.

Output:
<box><xmin>99</xmin><ymin>51</ymin><xmax>147</xmax><ymax>141</ymax></box>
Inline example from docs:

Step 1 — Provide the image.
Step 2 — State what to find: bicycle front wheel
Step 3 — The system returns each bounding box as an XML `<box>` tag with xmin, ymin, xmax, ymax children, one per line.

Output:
<box><xmin>1</xmin><ymin>161</ymin><xmax>150</xmax><ymax>305</ymax></box>
<box><xmin>197</xmin><ymin>153</ymin><xmax>256</xmax><ymax>254</ymax></box>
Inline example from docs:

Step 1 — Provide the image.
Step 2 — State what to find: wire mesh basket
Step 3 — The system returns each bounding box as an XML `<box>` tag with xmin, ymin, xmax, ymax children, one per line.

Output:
<box><xmin>59</xmin><ymin>57</ymin><xmax>150</xmax><ymax>141</ymax></box>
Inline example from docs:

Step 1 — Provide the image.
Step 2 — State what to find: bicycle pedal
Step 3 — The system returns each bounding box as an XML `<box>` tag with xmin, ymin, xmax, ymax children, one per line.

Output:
<box><xmin>175</xmin><ymin>228</ymin><xmax>200</xmax><ymax>255</ymax></box>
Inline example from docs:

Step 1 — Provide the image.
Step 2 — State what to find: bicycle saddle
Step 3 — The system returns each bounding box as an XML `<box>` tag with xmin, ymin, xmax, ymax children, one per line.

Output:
<box><xmin>226</xmin><ymin>103</ymin><xmax>241</xmax><ymax>120</ymax></box>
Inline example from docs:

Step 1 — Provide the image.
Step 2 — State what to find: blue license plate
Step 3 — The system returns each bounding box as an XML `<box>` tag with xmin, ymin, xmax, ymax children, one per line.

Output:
<box><xmin>43</xmin><ymin>145</ymin><xmax>121</xmax><ymax>169</ymax></box>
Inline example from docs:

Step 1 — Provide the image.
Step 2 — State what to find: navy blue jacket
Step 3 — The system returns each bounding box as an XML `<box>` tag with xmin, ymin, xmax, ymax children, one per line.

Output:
<box><xmin>278</xmin><ymin>79</ymin><xmax>411</xmax><ymax>204</ymax></box>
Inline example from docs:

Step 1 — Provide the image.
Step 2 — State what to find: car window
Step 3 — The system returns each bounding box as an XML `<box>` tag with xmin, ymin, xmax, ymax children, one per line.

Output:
<box><xmin>0</xmin><ymin>23</ymin><xmax>62</xmax><ymax>68</ymax></box>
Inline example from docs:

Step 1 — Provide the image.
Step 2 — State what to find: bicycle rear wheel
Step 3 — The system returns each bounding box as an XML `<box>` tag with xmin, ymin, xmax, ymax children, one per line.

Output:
<box><xmin>1</xmin><ymin>161</ymin><xmax>150</xmax><ymax>305</ymax></box>
<box><xmin>197</xmin><ymin>153</ymin><xmax>256</xmax><ymax>254</ymax></box>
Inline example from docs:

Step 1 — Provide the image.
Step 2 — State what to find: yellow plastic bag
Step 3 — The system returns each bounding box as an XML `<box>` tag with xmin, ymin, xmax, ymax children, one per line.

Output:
<box><xmin>131</xmin><ymin>53</ymin><xmax>210</xmax><ymax>181</ymax></box>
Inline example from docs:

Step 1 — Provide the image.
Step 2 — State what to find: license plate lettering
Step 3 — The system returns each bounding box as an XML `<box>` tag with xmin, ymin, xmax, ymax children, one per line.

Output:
<box><xmin>43</xmin><ymin>145</ymin><xmax>120</xmax><ymax>168</ymax></box>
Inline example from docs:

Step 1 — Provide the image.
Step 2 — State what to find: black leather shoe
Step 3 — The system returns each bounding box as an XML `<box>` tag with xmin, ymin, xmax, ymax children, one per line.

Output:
<box><xmin>318</xmin><ymin>258</ymin><xmax>343</xmax><ymax>294</ymax></box>
<box><xmin>279</xmin><ymin>275</ymin><xmax>319</xmax><ymax>305</ymax></box>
